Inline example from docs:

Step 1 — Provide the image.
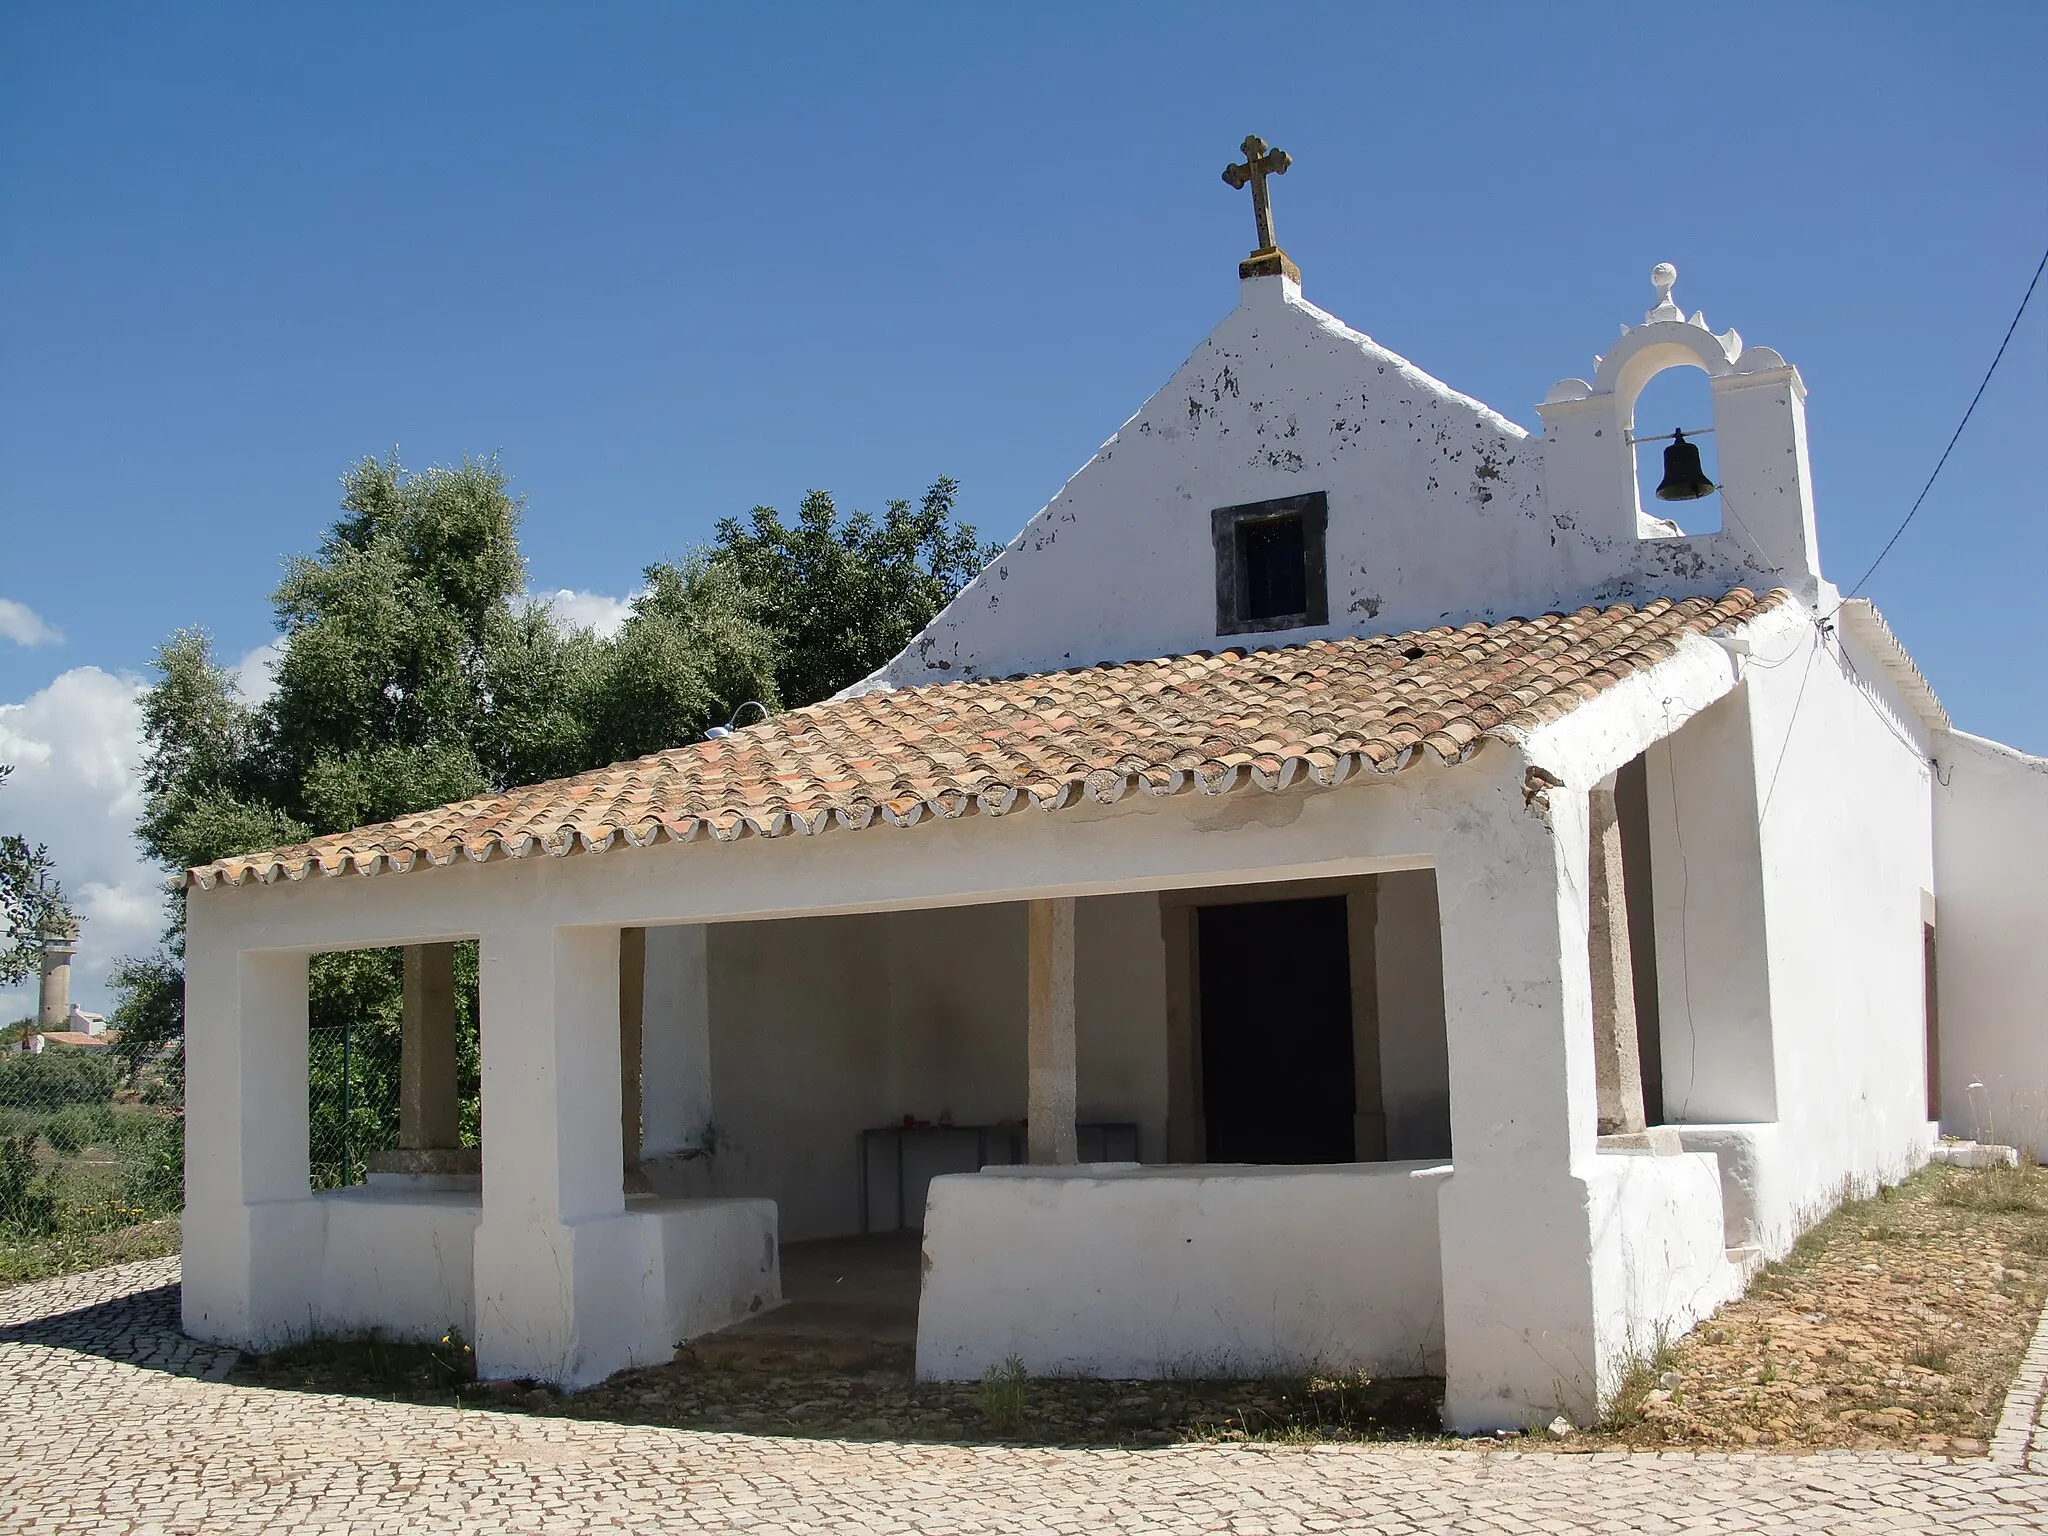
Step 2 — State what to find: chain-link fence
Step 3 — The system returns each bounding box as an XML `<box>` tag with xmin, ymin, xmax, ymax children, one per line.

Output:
<box><xmin>2</xmin><ymin>942</ymin><xmax>480</xmax><ymax>1254</ymax></box>
<box><xmin>0</xmin><ymin>1036</ymin><xmax>182</xmax><ymax>1247</ymax></box>
<box><xmin>307</xmin><ymin>944</ymin><xmax>479</xmax><ymax>1189</ymax></box>
<box><xmin>309</xmin><ymin>1016</ymin><xmax>402</xmax><ymax>1189</ymax></box>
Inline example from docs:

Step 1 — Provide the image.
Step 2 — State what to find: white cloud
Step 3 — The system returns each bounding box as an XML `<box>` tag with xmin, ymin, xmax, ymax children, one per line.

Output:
<box><xmin>0</xmin><ymin>598</ymin><xmax>63</xmax><ymax>647</ymax></box>
<box><xmin>0</xmin><ymin>667</ymin><xmax>163</xmax><ymax>1021</ymax></box>
<box><xmin>233</xmin><ymin>638</ymin><xmax>285</xmax><ymax>706</ymax></box>
<box><xmin>527</xmin><ymin>588</ymin><xmax>639</xmax><ymax>639</ymax></box>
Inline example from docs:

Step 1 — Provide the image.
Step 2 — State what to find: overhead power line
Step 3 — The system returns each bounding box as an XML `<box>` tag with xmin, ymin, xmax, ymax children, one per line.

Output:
<box><xmin>1845</xmin><ymin>239</ymin><xmax>2048</xmax><ymax>599</ymax></box>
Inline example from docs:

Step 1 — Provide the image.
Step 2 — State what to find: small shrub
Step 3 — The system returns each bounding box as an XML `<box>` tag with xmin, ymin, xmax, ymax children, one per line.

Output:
<box><xmin>1603</xmin><ymin>1334</ymin><xmax>1681</xmax><ymax>1428</ymax></box>
<box><xmin>1906</xmin><ymin>1342</ymin><xmax>1955</xmax><ymax>1374</ymax></box>
<box><xmin>119</xmin><ymin>1116</ymin><xmax>183</xmax><ymax>1215</ymax></box>
<box><xmin>43</xmin><ymin>1103</ymin><xmax>115</xmax><ymax>1155</ymax></box>
<box><xmin>0</xmin><ymin>1049</ymin><xmax>119</xmax><ymax>1108</ymax></box>
<box><xmin>978</xmin><ymin>1352</ymin><xmax>1028</xmax><ymax>1432</ymax></box>
<box><xmin>433</xmin><ymin>1325</ymin><xmax>476</xmax><ymax>1383</ymax></box>
<box><xmin>0</xmin><ymin>1133</ymin><xmax>59</xmax><ymax>1236</ymax></box>
<box><xmin>1938</xmin><ymin>1167</ymin><xmax>2041</xmax><ymax>1216</ymax></box>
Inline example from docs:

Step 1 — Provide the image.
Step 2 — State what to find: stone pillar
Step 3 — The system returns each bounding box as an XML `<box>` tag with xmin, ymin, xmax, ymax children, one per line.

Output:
<box><xmin>1159</xmin><ymin>900</ymin><xmax>1204</xmax><ymax>1161</ymax></box>
<box><xmin>179</xmin><ymin>924</ymin><xmax>323</xmax><ymax>1349</ymax></box>
<box><xmin>1348</xmin><ymin>881</ymin><xmax>1387</xmax><ymax>1160</ymax></box>
<box><xmin>618</xmin><ymin>927</ymin><xmax>646</xmax><ymax>1191</ymax></box>
<box><xmin>1587</xmin><ymin>785</ymin><xmax>1647</xmax><ymax>1138</ymax></box>
<box><xmin>1027</xmin><ymin>898</ymin><xmax>1077</xmax><ymax>1165</ymax></box>
<box><xmin>37</xmin><ymin>918</ymin><xmax>78</xmax><ymax>1031</ymax></box>
<box><xmin>472</xmin><ymin>923</ymin><xmax>664</xmax><ymax>1387</ymax></box>
<box><xmin>398</xmin><ymin>943</ymin><xmax>461</xmax><ymax>1151</ymax></box>
<box><xmin>1433</xmin><ymin>763</ymin><xmax>1604</xmax><ymax>1432</ymax></box>
<box><xmin>639</xmin><ymin>924</ymin><xmax>713</xmax><ymax>1160</ymax></box>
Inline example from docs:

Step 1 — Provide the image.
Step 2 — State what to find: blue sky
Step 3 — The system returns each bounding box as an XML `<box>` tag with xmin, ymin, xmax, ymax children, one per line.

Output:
<box><xmin>2</xmin><ymin>3</ymin><xmax>2044</xmax><ymax>1011</ymax></box>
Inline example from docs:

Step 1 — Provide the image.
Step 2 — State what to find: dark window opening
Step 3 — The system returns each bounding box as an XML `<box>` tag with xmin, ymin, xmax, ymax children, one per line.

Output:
<box><xmin>1241</xmin><ymin>516</ymin><xmax>1307</xmax><ymax>622</ymax></box>
<box><xmin>1213</xmin><ymin>492</ymin><xmax>1329</xmax><ymax>635</ymax></box>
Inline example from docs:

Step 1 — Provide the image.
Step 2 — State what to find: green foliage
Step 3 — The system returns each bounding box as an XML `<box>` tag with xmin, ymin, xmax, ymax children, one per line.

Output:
<box><xmin>267</xmin><ymin>455</ymin><xmax>524</xmax><ymax>822</ymax></box>
<box><xmin>583</xmin><ymin>558</ymin><xmax>782</xmax><ymax>764</ymax></box>
<box><xmin>0</xmin><ymin>1049</ymin><xmax>118</xmax><ymax>1110</ymax></box>
<box><xmin>119</xmin><ymin>1114</ymin><xmax>183</xmax><ymax>1214</ymax></box>
<box><xmin>109</xmin><ymin>951</ymin><xmax>186</xmax><ymax>1090</ymax></box>
<box><xmin>978</xmin><ymin>1352</ymin><xmax>1029</xmax><ymax>1432</ymax></box>
<box><xmin>712</xmin><ymin>477</ymin><xmax>996</xmax><ymax>706</ymax></box>
<box><xmin>0</xmin><ymin>764</ymin><xmax>66</xmax><ymax>987</ymax></box>
<box><xmin>134</xmin><ymin>630</ymin><xmax>303</xmax><ymax>874</ymax></box>
<box><xmin>42</xmin><ymin>1103</ymin><xmax>115</xmax><ymax>1156</ymax></box>
<box><xmin>0</xmin><ymin>1133</ymin><xmax>57</xmax><ymax>1236</ymax></box>
<box><xmin>111</xmin><ymin>451</ymin><xmax>991</xmax><ymax>1195</ymax></box>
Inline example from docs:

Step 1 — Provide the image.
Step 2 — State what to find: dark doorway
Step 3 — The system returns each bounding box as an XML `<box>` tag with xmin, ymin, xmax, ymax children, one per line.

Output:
<box><xmin>1198</xmin><ymin>896</ymin><xmax>1356</xmax><ymax>1163</ymax></box>
<box><xmin>1923</xmin><ymin>921</ymin><xmax>1940</xmax><ymax>1122</ymax></box>
<box><xmin>1615</xmin><ymin>754</ymin><xmax>1665</xmax><ymax>1124</ymax></box>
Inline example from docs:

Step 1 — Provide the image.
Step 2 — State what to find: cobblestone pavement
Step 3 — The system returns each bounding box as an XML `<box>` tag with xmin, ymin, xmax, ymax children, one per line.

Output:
<box><xmin>4</xmin><ymin>1260</ymin><xmax>2047</xmax><ymax>1535</ymax></box>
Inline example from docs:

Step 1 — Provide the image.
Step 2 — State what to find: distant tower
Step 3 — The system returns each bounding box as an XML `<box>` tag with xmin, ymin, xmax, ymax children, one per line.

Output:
<box><xmin>37</xmin><ymin>916</ymin><xmax>79</xmax><ymax>1031</ymax></box>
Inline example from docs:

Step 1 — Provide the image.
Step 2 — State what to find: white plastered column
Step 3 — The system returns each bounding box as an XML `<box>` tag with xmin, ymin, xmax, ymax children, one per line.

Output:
<box><xmin>180</xmin><ymin>911</ymin><xmax>324</xmax><ymax>1346</ymax></box>
<box><xmin>471</xmin><ymin>922</ymin><xmax>668</xmax><ymax>1386</ymax></box>
<box><xmin>1433</xmin><ymin>759</ymin><xmax>1606</xmax><ymax>1432</ymax></box>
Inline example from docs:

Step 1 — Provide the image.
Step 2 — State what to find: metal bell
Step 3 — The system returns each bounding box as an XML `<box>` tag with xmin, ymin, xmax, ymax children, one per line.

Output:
<box><xmin>1654</xmin><ymin>429</ymin><xmax>1716</xmax><ymax>502</ymax></box>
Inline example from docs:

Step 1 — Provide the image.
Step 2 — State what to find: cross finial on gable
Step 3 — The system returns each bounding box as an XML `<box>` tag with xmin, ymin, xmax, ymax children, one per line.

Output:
<box><xmin>1221</xmin><ymin>135</ymin><xmax>1299</xmax><ymax>283</ymax></box>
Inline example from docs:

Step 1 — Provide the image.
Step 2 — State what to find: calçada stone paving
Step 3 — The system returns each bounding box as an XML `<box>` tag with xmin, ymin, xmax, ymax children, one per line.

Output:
<box><xmin>3</xmin><ymin>1258</ymin><xmax>2047</xmax><ymax>1535</ymax></box>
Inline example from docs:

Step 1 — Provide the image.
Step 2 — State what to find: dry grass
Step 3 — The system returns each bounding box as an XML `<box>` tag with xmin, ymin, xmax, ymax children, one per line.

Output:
<box><xmin>1591</xmin><ymin>1161</ymin><xmax>2048</xmax><ymax>1454</ymax></box>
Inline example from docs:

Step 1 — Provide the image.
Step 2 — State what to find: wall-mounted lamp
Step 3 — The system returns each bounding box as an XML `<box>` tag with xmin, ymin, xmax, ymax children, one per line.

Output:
<box><xmin>703</xmin><ymin>701</ymin><xmax>771</xmax><ymax>741</ymax></box>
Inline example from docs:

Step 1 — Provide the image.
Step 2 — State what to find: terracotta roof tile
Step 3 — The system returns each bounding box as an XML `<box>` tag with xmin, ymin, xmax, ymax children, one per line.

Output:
<box><xmin>187</xmin><ymin>588</ymin><xmax>1784</xmax><ymax>890</ymax></box>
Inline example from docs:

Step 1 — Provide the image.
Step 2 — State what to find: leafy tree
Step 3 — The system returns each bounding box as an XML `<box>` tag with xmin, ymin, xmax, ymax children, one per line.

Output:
<box><xmin>712</xmin><ymin>477</ymin><xmax>996</xmax><ymax>706</ymax></box>
<box><xmin>0</xmin><ymin>765</ymin><xmax>65</xmax><ymax>987</ymax></box>
<box><xmin>584</xmin><ymin>557</ymin><xmax>782</xmax><ymax>763</ymax></box>
<box><xmin>0</xmin><ymin>1049</ymin><xmax>118</xmax><ymax>1109</ymax></box>
<box><xmin>136</xmin><ymin>631</ymin><xmax>307</xmax><ymax>876</ymax></box>
<box><xmin>111</xmin><ymin>452</ymin><xmax>992</xmax><ymax>1190</ymax></box>
<box><xmin>108</xmin><ymin>953</ymin><xmax>186</xmax><ymax>1091</ymax></box>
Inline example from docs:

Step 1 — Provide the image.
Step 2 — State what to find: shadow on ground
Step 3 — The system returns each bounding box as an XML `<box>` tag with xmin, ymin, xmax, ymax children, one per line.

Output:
<box><xmin>0</xmin><ymin>1281</ymin><xmax>239</xmax><ymax>1383</ymax></box>
<box><xmin>229</xmin><ymin>1234</ymin><xmax>1450</xmax><ymax>1448</ymax></box>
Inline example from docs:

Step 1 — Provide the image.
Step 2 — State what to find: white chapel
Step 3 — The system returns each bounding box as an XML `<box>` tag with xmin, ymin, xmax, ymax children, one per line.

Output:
<box><xmin>179</xmin><ymin>139</ymin><xmax>2048</xmax><ymax>1431</ymax></box>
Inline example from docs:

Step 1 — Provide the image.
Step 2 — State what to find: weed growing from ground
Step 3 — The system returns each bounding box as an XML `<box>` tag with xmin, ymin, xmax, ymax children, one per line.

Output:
<box><xmin>977</xmin><ymin>1353</ymin><xmax>1028</xmax><ymax>1432</ymax></box>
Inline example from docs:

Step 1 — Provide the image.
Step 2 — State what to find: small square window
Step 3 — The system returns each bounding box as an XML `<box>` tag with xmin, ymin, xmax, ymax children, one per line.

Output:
<box><xmin>1212</xmin><ymin>492</ymin><xmax>1329</xmax><ymax>635</ymax></box>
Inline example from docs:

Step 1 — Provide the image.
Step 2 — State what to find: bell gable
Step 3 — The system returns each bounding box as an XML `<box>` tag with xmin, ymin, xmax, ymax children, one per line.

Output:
<box><xmin>860</xmin><ymin>265</ymin><xmax>1818</xmax><ymax>692</ymax></box>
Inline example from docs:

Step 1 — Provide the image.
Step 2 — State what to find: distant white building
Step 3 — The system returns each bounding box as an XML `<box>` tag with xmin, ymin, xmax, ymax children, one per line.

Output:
<box><xmin>177</xmin><ymin>148</ymin><xmax>2048</xmax><ymax>1431</ymax></box>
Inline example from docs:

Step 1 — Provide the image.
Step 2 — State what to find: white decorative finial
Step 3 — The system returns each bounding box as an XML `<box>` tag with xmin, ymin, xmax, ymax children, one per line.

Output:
<box><xmin>1646</xmin><ymin>262</ymin><xmax>1682</xmax><ymax>322</ymax></box>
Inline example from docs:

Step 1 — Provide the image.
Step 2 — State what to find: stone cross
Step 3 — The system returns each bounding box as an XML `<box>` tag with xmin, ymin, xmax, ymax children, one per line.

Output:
<box><xmin>1221</xmin><ymin>135</ymin><xmax>1292</xmax><ymax>254</ymax></box>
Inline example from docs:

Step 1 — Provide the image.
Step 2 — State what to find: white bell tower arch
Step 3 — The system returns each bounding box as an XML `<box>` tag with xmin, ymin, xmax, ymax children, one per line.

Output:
<box><xmin>1537</xmin><ymin>264</ymin><xmax>1822</xmax><ymax>593</ymax></box>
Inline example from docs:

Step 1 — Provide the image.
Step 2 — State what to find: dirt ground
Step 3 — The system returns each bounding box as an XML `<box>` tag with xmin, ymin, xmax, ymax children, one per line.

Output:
<box><xmin>1582</xmin><ymin>1159</ymin><xmax>2048</xmax><ymax>1454</ymax></box>
<box><xmin>230</xmin><ymin>1160</ymin><xmax>2047</xmax><ymax>1453</ymax></box>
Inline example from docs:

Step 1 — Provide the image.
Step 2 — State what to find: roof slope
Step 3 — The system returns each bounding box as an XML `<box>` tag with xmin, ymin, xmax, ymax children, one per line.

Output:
<box><xmin>188</xmin><ymin>588</ymin><xmax>1785</xmax><ymax>890</ymax></box>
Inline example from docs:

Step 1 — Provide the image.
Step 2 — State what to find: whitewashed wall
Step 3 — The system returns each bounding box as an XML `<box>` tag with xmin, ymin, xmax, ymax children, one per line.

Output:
<box><xmin>1656</xmin><ymin>614</ymin><xmax>1939</xmax><ymax>1252</ymax></box>
<box><xmin>1934</xmin><ymin>730</ymin><xmax>2048</xmax><ymax>1158</ymax></box>
<box><xmin>676</xmin><ymin>895</ymin><xmax>1170</xmax><ymax>1241</ymax></box>
<box><xmin>1376</xmin><ymin>869</ymin><xmax>1452</xmax><ymax>1160</ymax></box>
<box><xmin>917</xmin><ymin>1162</ymin><xmax>1450</xmax><ymax>1381</ymax></box>
<box><xmin>861</xmin><ymin>274</ymin><xmax>1804</xmax><ymax>691</ymax></box>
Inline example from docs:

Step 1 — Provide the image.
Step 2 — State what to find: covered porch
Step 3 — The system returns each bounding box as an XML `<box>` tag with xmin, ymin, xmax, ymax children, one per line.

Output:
<box><xmin>179</xmin><ymin>594</ymin><xmax>1786</xmax><ymax>1430</ymax></box>
<box><xmin>183</xmin><ymin>759</ymin><xmax>1743</xmax><ymax>1430</ymax></box>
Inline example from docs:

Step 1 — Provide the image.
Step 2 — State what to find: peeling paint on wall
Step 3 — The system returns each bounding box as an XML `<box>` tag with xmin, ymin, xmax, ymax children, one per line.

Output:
<box><xmin>855</xmin><ymin>275</ymin><xmax>1805</xmax><ymax>693</ymax></box>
